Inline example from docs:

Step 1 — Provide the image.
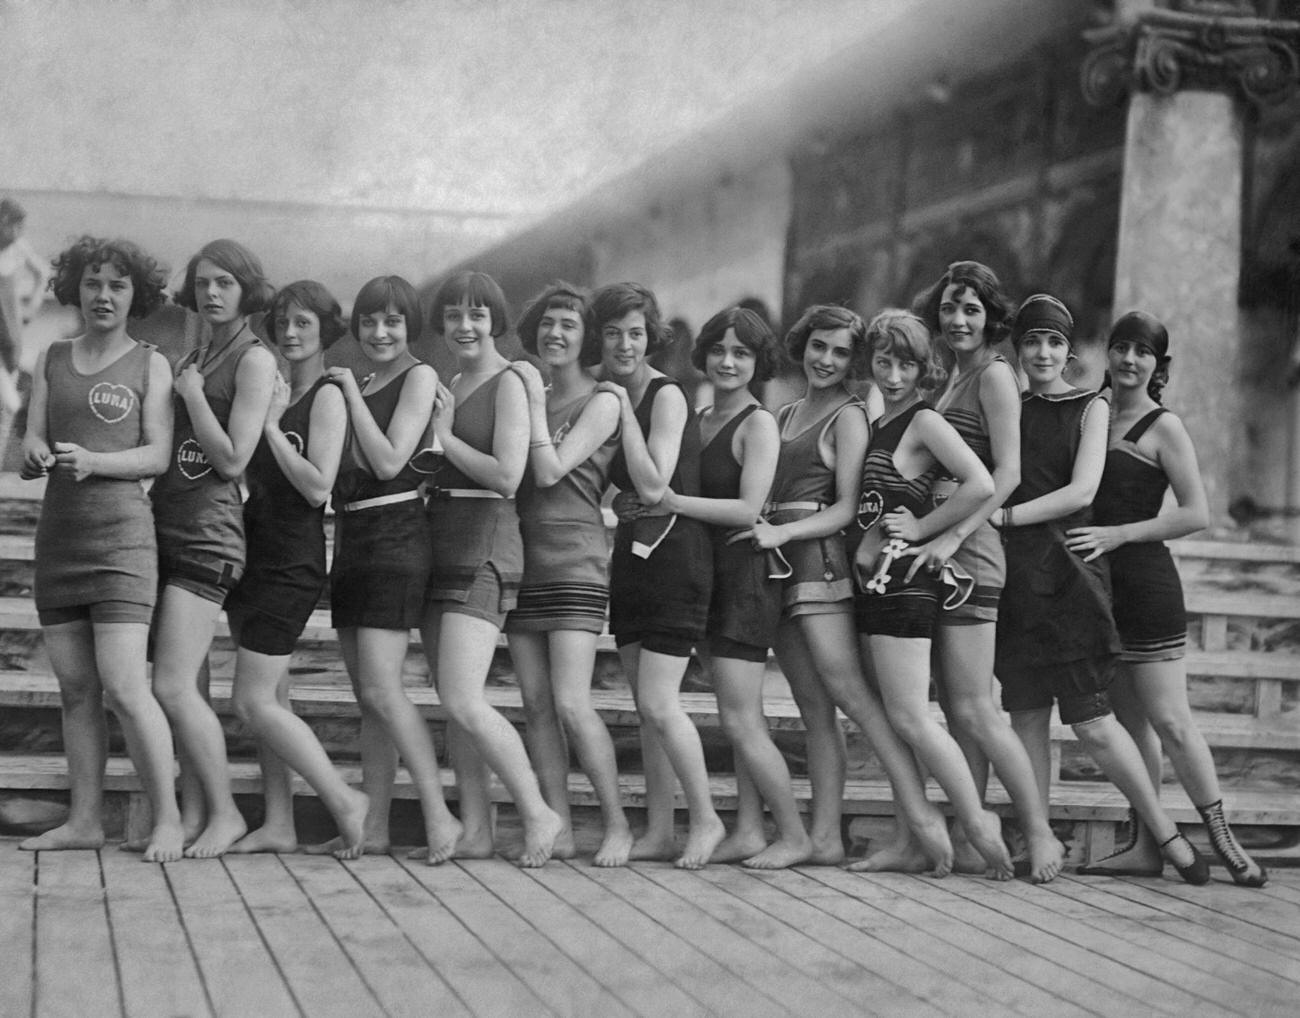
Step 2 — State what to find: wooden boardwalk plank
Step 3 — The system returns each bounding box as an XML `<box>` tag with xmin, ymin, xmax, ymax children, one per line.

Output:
<box><xmin>99</xmin><ymin>850</ymin><xmax>211</xmax><ymax>1018</ymax></box>
<box><xmin>0</xmin><ymin>848</ymin><xmax>35</xmax><ymax>1018</ymax></box>
<box><xmin>280</xmin><ymin>853</ymin><xmax>471</xmax><ymax>1018</ymax></box>
<box><xmin>993</xmin><ymin>873</ymin><xmax>1274</xmax><ymax>1015</ymax></box>
<box><xmin>165</xmin><ymin>858</ymin><xmax>299</xmax><ymax>1018</ymax></box>
<box><xmin>479</xmin><ymin>859</ymin><xmax>705</xmax><ymax>1018</ymax></box>
<box><xmin>33</xmin><ymin>850</ymin><xmax>122</xmax><ymax>1018</ymax></box>
<box><xmin>669</xmin><ymin>865</ymin><xmax>955</xmax><ymax>1018</ymax></box>
<box><xmin>930</xmin><ymin>873</ymin><xmax>1247</xmax><ymax>1016</ymax></box>
<box><xmin>1060</xmin><ymin>873</ymin><xmax>1300</xmax><ymax>982</ymax></box>
<box><xmin>520</xmin><ymin>858</ymin><xmax>780</xmax><ymax>1018</ymax></box>
<box><xmin>223</xmin><ymin>855</ymin><xmax>384</xmax><ymax>1018</ymax></box>
<box><xmin>584</xmin><ymin>862</ymin><xmax>886</xmax><ymax>1018</ymax></box>
<box><xmin>345</xmin><ymin>853</ymin><xmax>553</xmax><ymax>1018</ymax></box>
<box><xmin>1037</xmin><ymin>874</ymin><xmax>1300</xmax><ymax>1007</ymax></box>
<box><xmin>1124</xmin><ymin>872</ymin><xmax>1300</xmax><ymax>942</ymax></box>
<box><xmin>783</xmin><ymin>866</ymin><xmax>1095</xmax><ymax>1018</ymax></box>
<box><xmin>398</xmin><ymin>857</ymin><xmax>634</xmax><ymax>1018</ymax></box>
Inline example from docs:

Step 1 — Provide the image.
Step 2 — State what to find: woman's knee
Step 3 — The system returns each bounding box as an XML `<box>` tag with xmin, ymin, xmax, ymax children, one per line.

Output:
<box><xmin>1149</xmin><ymin>711</ymin><xmax>1197</xmax><ymax>752</ymax></box>
<box><xmin>719</xmin><ymin>707</ymin><xmax>766</xmax><ymax>746</ymax></box>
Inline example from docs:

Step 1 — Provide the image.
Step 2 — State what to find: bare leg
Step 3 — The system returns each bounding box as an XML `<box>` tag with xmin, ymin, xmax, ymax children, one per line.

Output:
<box><xmin>151</xmin><ymin>587</ymin><xmax>246</xmax><ymax>858</ymax></box>
<box><xmin>20</xmin><ymin>622</ymin><xmax>108</xmax><ymax>851</ymax></box>
<box><xmin>434</xmin><ymin>611</ymin><xmax>560</xmax><ymax>868</ymax></box>
<box><xmin>1128</xmin><ymin>659</ymin><xmax>1265</xmax><ymax>886</ymax></box>
<box><xmin>713</xmin><ymin>656</ymin><xmax>812</xmax><ymax>870</ymax></box>
<box><xmin>230</xmin><ymin>647</ymin><xmax>369</xmax><ymax>857</ymax></box>
<box><xmin>508</xmin><ymin>631</ymin><xmax>576</xmax><ymax>859</ymax></box>
<box><xmin>774</xmin><ymin>621</ymin><xmax>846</xmax><ymax>865</ymax></box>
<box><xmin>620</xmin><ymin>642</ymin><xmax>679</xmax><ymax>862</ymax></box>
<box><xmin>798</xmin><ymin>613</ymin><xmax>953</xmax><ymax>874</ymax></box>
<box><xmin>870</xmin><ymin>634</ymin><xmax>1012</xmax><ymax>880</ymax></box>
<box><xmin>1009</xmin><ymin>708</ymin><xmax>1053</xmax><ymax>817</ymax></box>
<box><xmin>1090</xmin><ymin>664</ymin><xmax>1164</xmax><ymax>870</ymax></box>
<box><xmin>632</xmin><ymin>648</ymin><xmax>725</xmax><ymax>870</ymax></box>
<box><xmin>547</xmin><ymin>630</ymin><xmax>632</xmax><ymax>866</ymax></box>
<box><xmin>933</xmin><ymin>624</ymin><xmax>1062</xmax><ymax>883</ymax></box>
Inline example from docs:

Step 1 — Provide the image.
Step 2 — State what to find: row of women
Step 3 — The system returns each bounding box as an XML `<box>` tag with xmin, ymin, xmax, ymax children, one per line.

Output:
<box><xmin>19</xmin><ymin>236</ymin><xmax>1266</xmax><ymax>886</ymax></box>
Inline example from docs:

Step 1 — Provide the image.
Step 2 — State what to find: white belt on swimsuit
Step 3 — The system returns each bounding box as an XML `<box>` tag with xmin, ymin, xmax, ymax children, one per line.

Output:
<box><xmin>341</xmin><ymin>490</ymin><xmax>422</xmax><ymax>513</ymax></box>
<box><xmin>428</xmin><ymin>487</ymin><xmax>510</xmax><ymax>500</ymax></box>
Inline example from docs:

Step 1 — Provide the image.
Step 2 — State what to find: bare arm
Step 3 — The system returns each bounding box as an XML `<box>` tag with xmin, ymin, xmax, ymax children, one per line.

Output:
<box><xmin>901</xmin><ymin>409</ymin><xmax>995</xmax><ymax>540</ymax></box>
<box><xmin>436</xmin><ymin>369</ymin><xmax>530</xmax><ymax>496</ymax></box>
<box><xmin>998</xmin><ymin>396</ymin><xmax>1107</xmax><ymax>528</ymax></box>
<box><xmin>178</xmin><ymin>344</ymin><xmax>277</xmax><ymax>480</ymax></box>
<box><xmin>1066</xmin><ymin>410</ymin><xmax>1208</xmax><ymax>560</ymax></box>
<box><xmin>603</xmin><ymin>379</ymin><xmax>687</xmax><ymax>505</ymax></box>
<box><xmin>20</xmin><ymin>348</ymin><xmax>52</xmax><ymax>477</ymax></box>
<box><xmin>739</xmin><ymin>404</ymin><xmax>868</xmax><ymax>548</ymax></box>
<box><xmin>663</xmin><ymin>408</ymin><xmax>778</xmax><ymax>527</ymax></box>
<box><xmin>264</xmin><ymin>381</ymin><xmax>347</xmax><ymax>507</ymax></box>
<box><xmin>335</xmin><ymin>364</ymin><xmax>436</xmax><ymax>480</ymax></box>
<box><xmin>515</xmin><ymin>364</ymin><xmax>620</xmax><ymax>488</ymax></box>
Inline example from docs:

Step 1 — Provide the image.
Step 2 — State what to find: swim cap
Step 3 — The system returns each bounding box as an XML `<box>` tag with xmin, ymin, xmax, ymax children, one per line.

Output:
<box><xmin>1012</xmin><ymin>294</ymin><xmax>1073</xmax><ymax>348</ymax></box>
<box><xmin>1108</xmin><ymin>310</ymin><xmax>1169</xmax><ymax>362</ymax></box>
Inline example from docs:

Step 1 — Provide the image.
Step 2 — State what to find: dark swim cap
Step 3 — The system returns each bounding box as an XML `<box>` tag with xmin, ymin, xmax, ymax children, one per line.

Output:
<box><xmin>1012</xmin><ymin>294</ymin><xmax>1073</xmax><ymax>348</ymax></box>
<box><xmin>1108</xmin><ymin>310</ymin><xmax>1169</xmax><ymax>362</ymax></box>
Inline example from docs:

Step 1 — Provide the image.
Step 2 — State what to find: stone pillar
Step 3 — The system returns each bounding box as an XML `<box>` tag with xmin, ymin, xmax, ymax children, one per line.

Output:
<box><xmin>1082</xmin><ymin>0</ymin><xmax>1300</xmax><ymax>525</ymax></box>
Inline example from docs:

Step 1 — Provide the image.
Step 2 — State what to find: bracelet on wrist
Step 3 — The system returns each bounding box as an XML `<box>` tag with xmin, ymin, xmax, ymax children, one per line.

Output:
<box><xmin>529</xmin><ymin>438</ymin><xmax>553</xmax><ymax>449</ymax></box>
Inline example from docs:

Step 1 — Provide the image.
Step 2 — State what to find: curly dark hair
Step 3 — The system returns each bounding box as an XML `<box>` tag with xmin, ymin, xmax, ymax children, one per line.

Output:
<box><xmin>691</xmin><ymin>305</ymin><xmax>778</xmax><ymax>382</ymax></box>
<box><xmin>783</xmin><ymin>304</ymin><xmax>869</xmax><ymax>379</ymax></box>
<box><xmin>591</xmin><ymin>282</ymin><xmax>672</xmax><ymax>355</ymax></box>
<box><xmin>517</xmin><ymin>281</ymin><xmax>600</xmax><ymax>366</ymax></box>
<box><xmin>911</xmin><ymin>260</ymin><xmax>1014</xmax><ymax>347</ymax></box>
<box><xmin>50</xmin><ymin>236</ymin><xmax>169</xmax><ymax>319</ymax></box>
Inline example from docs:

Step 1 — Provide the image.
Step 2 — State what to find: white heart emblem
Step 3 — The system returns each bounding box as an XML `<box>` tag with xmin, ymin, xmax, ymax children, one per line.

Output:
<box><xmin>177</xmin><ymin>437</ymin><xmax>212</xmax><ymax>480</ymax></box>
<box><xmin>857</xmin><ymin>489</ymin><xmax>884</xmax><ymax>532</ymax></box>
<box><xmin>87</xmin><ymin>382</ymin><xmax>135</xmax><ymax>424</ymax></box>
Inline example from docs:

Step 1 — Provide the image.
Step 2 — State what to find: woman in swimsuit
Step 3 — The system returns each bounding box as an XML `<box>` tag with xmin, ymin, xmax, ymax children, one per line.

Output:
<box><xmin>419</xmin><ymin>270</ymin><xmax>562</xmax><ymax>868</ymax></box>
<box><xmin>506</xmin><ymin>282</ymin><xmax>632</xmax><ymax>866</ymax></box>
<box><xmin>1067</xmin><ymin>311</ymin><xmax>1264</xmax><ymax>886</ymax></box>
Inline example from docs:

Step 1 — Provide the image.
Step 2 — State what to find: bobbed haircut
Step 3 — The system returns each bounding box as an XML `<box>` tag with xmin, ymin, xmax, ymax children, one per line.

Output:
<box><xmin>783</xmin><ymin>304</ymin><xmax>869</xmax><ymax>379</ymax></box>
<box><xmin>430</xmin><ymin>270</ymin><xmax>509</xmax><ymax>337</ymax></box>
<box><xmin>691</xmin><ymin>305</ymin><xmax>778</xmax><ymax>382</ymax></box>
<box><xmin>912</xmin><ymin>260</ymin><xmax>1014</xmax><ymax>347</ymax></box>
<box><xmin>350</xmin><ymin>275</ymin><xmax>423</xmax><ymax>343</ymax></box>
<box><xmin>51</xmin><ymin>235</ymin><xmax>169</xmax><ymax>320</ymax></box>
<box><xmin>865</xmin><ymin>308</ymin><xmax>946</xmax><ymax>391</ymax></box>
<box><xmin>175</xmin><ymin>238</ymin><xmax>275</xmax><ymax>315</ymax></box>
<box><xmin>590</xmin><ymin>281</ymin><xmax>671</xmax><ymax>355</ymax></box>
<box><xmin>267</xmin><ymin>280</ymin><xmax>348</xmax><ymax>350</ymax></box>
<box><xmin>517</xmin><ymin>281</ymin><xmax>600</xmax><ymax>366</ymax></box>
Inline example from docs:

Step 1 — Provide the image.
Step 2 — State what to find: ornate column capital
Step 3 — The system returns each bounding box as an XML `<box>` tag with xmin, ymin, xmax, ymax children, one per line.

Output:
<box><xmin>1082</xmin><ymin>2</ymin><xmax>1300</xmax><ymax>108</ymax></box>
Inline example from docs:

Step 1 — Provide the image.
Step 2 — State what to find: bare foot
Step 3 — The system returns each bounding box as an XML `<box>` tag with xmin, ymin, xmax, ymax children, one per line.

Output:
<box><xmin>420</xmin><ymin>813</ymin><xmax>465</xmax><ymax>866</ymax></box>
<box><xmin>592</xmin><ymin>825</ymin><xmax>635</xmax><ymax>868</ymax></box>
<box><xmin>628</xmin><ymin>831</ymin><xmax>677</xmax><ymax>862</ymax></box>
<box><xmin>845</xmin><ymin>837</ymin><xmax>931</xmax><ymax>874</ymax></box>
<box><xmin>180</xmin><ymin>811</ymin><xmax>206</xmax><ymax>848</ymax></box>
<box><xmin>743</xmin><ymin>834</ymin><xmax>813</xmax><ymax>870</ymax></box>
<box><xmin>142</xmin><ymin>820</ymin><xmax>186</xmax><ymax>863</ymax></box>
<box><xmin>518</xmin><ymin>808</ymin><xmax>565</xmax><ymax>868</ymax></box>
<box><xmin>912</xmin><ymin>811</ymin><xmax>955</xmax><ymax>877</ymax></box>
<box><xmin>709</xmin><ymin>829</ymin><xmax>768</xmax><ymax>864</ymax></box>
<box><xmin>805</xmin><ymin>832</ymin><xmax>847</xmax><ymax>866</ymax></box>
<box><xmin>1026</xmin><ymin>832</ymin><xmax>1066</xmax><ymax>884</ymax></box>
<box><xmin>228</xmin><ymin>826</ymin><xmax>299</xmax><ymax>855</ymax></box>
<box><xmin>675</xmin><ymin>815</ymin><xmax>727</xmax><ymax>870</ymax></box>
<box><xmin>449</xmin><ymin>822</ymin><xmax>495</xmax><ymax>860</ymax></box>
<box><xmin>307</xmin><ymin>835</ymin><xmax>390</xmax><ymax>857</ymax></box>
<box><xmin>19</xmin><ymin>823</ymin><xmax>105</xmax><ymax>852</ymax></box>
<box><xmin>965</xmin><ymin>811</ymin><xmax>1013</xmax><ymax>881</ymax></box>
<box><xmin>184</xmin><ymin>812</ymin><xmax>248</xmax><ymax>859</ymax></box>
<box><xmin>330</xmin><ymin>790</ymin><xmax>372</xmax><ymax>861</ymax></box>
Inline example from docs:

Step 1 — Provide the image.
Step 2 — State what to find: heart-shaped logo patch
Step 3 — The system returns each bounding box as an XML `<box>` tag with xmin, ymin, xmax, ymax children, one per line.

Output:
<box><xmin>857</xmin><ymin>489</ymin><xmax>884</xmax><ymax>532</ymax></box>
<box><xmin>88</xmin><ymin>382</ymin><xmax>135</xmax><ymax>424</ymax></box>
<box><xmin>177</xmin><ymin>437</ymin><xmax>212</xmax><ymax>480</ymax></box>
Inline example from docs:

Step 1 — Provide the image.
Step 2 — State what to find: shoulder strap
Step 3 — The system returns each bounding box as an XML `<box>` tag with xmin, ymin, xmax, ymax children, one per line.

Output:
<box><xmin>1124</xmin><ymin>407</ymin><xmax>1167</xmax><ymax>443</ymax></box>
